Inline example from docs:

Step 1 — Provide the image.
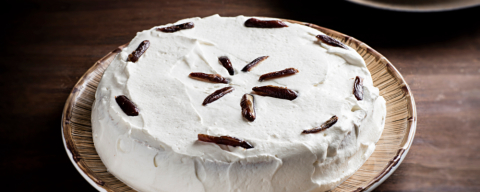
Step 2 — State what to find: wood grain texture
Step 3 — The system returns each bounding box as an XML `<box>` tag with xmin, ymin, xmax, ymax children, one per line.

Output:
<box><xmin>1</xmin><ymin>0</ymin><xmax>480</xmax><ymax>191</ymax></box>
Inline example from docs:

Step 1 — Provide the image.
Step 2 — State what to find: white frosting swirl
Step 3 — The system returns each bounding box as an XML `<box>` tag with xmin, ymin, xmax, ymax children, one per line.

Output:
<box><xmin>92</xmin><ymin>15</ymin><xmax>386</xmax><ymax>192</ymax></box>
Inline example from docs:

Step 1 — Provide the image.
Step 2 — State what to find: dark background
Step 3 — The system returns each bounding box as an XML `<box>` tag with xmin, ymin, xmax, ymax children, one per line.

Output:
<box><xmin>1</xmin><ymin>0</ymin><xmax>479</xmax><ymax>191</ymax></box>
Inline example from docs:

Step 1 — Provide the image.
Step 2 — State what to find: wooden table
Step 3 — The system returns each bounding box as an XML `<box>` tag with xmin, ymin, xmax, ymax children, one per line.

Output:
<box><xmin>1</xmin><ymin>0</ymin><xmax>479</xmax><ymax>191</ymax></box>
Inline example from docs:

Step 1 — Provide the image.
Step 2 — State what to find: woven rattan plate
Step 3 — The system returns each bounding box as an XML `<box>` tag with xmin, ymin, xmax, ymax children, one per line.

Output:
<box><xmin>62</xmin><ymin>19</ymin><xmax>417</xmax><ymax>192</ymax></box>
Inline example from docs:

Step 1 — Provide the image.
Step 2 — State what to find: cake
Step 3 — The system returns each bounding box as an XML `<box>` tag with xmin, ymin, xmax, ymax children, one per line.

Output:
<box><xmin>92</xmin><ymin>15</ymin><xmax>386</xmax><ymax>192</ymax></box>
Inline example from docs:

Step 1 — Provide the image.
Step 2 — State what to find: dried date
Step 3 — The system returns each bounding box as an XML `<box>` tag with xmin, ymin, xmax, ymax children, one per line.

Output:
<box><xmin>202</xmin><ymin>87</ymin><xmax>235</xmax><ymax>105</ymax></box>
<box><xmin>241</xmin><ymin>56</ymin><xmax>269</xmax><ymax>72</ymax></box>
<box><xmin>240</xmin><ymin>94</ymin><xmax>256</xmax><ymax>122</ymax></box>
<box><xmin>115</xmin><ymin>95</ymin><xmax>139</xmax><ymax>116</ymax></box>
<box><xmin>244</xmin><ymin>18</ymin><xmax>288</xmax><ymax>28</ymax></box>
<box><xmin>252</xmin><ymin>85</ymin><xmax>298</xmax><ymax>100</ymax></box>
<box><xmin>353</xmin><ymin>76</ymin><xmax>363</xmax><ymax>100</ymax></box>
<box><xmin>316</xmin><ymin>34</ymin><xmax>347</xmax><ymax>49</ymax></box>
<box><xmin>127</xmin><ymin>40</ymin><xmax>150</xmax><ymax>63</ymax></box>
<box><xmin>157</xmin><ymin>22</ymin><xmax>194</xmax><ymax>33</ymax></box>
<box><xmin>218</xmin><ymin>56</ymin><xmax>235</xmax><ymax>76</ymax></box>
<box><xmin>198</xmin><ymin>134</ymin><xmax>253</xmax><ymax>149</ymax></box>
<box><xmin>189</xmin><ymin>72</ymin><xmax>230</xmax><ymax>84</ymax></box>
<box><xmin>302</xmin><ymin>115</ymin><xmax>338</xmax><ymax>134</ymax></box>
<box><xmin>259</xmin><ymin>68</ymin><xmax>299</xmax><ymax>81</ymax></box>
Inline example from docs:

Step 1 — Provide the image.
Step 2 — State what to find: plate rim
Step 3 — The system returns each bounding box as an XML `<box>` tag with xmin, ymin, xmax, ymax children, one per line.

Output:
<box><xmin>62</xmin><ymin>125</ymin><xmax>108</xmax><ymax>192</ymax></box>
<box><xmin>62</xmin><ymin>19</ymin><xmax>417</xmax><ymax>192</ymax></box>
<box><xmin>347</xmin><ymin>0</ymin><xmax>480</xmax><ymax>12</ymax></box>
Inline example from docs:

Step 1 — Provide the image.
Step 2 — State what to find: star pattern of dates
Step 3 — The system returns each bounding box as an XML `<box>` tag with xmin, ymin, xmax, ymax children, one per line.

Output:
<box><xmin>114</xmin><ymin>18</ymin><xmax>365</xmax><ymax>149</ymax></box>
<box><xmin>191</xmin><ymin>56</ymin><xmax>300</xmax><ymax>121</ymax></box>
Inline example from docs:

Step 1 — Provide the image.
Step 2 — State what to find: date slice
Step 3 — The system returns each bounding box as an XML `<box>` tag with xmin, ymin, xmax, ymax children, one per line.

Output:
<box><xmin>157</xmin><ymin>22</ymin><xmax>194</xmax><ymax>33</ymax></box>
<box><xmin>240</xmin><ymin>94</ymin><xmax>256</xmax><ymax>122</ymax></box>
<box><xmin>127</xmin><ymin>40</ymin><xmax>150</xmax><ymax>63</ymax></box>
<box><xmin>202</xmin><ymin>87</ymin><xmax>235</xmax><ymax>105</ymax></box>
<box><xmin>259</xmin><ymin>68</ymin><xmax>299</xmax><ymax>81</ymax></box>
<box><xmin>198</xmin><ymin>134</ymin><xmax>253</xmax><ymax>149</ymax></box>
<box><xmin>241</xmin><ymin>56</ymin><xmax>269</xmax><ymax>72</ymax></box>
<box><xmin>189</xmin><ymin>72</ymin><xmax>230</xmax><ymax>84</ymax></box>
<box><xmin>218</xmin><ymin>56</ymin><xmax>235</xmax><ymax>76</ymax></box>
<box><xmin>115</xmin><ymin>95</ymin><xmax>139</xmax><ymax>116</ymax></box>
<box><xmin>252</xmin><ymin>85</ymin><xmax>298</xmax><ymax>100</ymax></box>
<box><xmin>316</xmin><ymin>34</ymin><xmax>347</xmax><ymax>49</ymax></box>
<box><xmin>353</xmin><ymin>76</ymin><xmax>363</xmax><ymax>100</ymax></box>
<box><xmin>244</xmin><ymin>18</ymin><xmax>288</xmax><ymax>28</ymax></box>
<box><xmin>302</xmin><ymin>115</ymin><xmax>338</xmax><ymax>134</ymax></box>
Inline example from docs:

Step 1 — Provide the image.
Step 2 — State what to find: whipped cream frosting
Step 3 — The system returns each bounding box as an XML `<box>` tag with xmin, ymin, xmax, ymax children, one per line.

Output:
<box><xmin>92</xmin><ymin>15</ymin><xmax>386</xmax><ymax>192</ymax></box>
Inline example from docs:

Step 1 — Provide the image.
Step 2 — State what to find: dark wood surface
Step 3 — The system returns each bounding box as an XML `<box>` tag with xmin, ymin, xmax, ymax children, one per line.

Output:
<box><xmin>1</xmin><ymin>0</ymin><xmax>479</xmax><ymax>191</ymax></box>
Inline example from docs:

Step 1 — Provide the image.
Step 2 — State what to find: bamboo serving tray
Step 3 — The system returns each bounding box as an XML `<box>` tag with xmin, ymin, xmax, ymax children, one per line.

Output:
<box><xmin>62</xmin><ymin>19</ymin><xmax>417</xmax><ymax>192</ymax></box>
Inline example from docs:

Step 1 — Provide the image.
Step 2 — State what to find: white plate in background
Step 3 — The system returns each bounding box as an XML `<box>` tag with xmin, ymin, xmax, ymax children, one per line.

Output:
<box><xmin>347</xmin><ymin>0</ymin><xmax>480</xmax><ymax>12</ymax></box>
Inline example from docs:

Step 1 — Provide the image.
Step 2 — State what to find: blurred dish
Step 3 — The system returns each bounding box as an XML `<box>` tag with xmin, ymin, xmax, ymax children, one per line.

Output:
<box><xmin>348</xmin><ymin>0</ymin><xmax>480</xmax><ymax>12</ymax></box>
